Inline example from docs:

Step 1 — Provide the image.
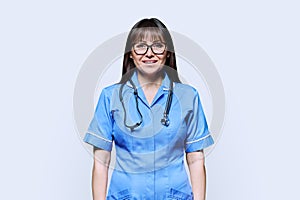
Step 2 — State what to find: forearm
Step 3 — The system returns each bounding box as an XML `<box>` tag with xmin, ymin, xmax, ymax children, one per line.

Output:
<box><xmin>92</xmin><ymin>149</ymin><xmax>111</xmax><ymax>200</ymax></box>
<box><xmin>186</xmin><ymin>151</ymin><xmax>206</xmax><ymax>200</ymax></box>
<box><xmin>92</xmin><ymin>162</ymin><xmax>109</xmax><ymax>200</ymax></box>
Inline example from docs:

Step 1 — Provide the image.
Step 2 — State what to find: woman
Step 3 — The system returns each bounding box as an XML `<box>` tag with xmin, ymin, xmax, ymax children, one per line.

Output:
<box><xmin>83</xmin><ymin>18</ymin><xmax>214</xmax><ymax>200</ymax></box>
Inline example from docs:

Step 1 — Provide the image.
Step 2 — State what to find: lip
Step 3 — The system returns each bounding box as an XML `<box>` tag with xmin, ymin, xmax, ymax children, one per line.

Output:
<box><xmin>142</xmin><ymin>60</ymin><xmax>158</xmax><ymax>64</ymax></box>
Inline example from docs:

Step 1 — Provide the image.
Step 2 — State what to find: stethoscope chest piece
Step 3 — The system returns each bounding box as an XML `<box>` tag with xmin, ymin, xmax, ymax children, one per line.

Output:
<box><xmin>160</xmin><ymin>115</ymin><xmax>170</xmax><ymax>126</ymax></box>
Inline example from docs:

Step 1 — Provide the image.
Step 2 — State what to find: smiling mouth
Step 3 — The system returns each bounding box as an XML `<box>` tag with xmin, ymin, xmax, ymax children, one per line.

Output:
<box><xmin>142</xmin><ymin>60</ymin><xmax>158</xmax><ymax>64</ymax></box>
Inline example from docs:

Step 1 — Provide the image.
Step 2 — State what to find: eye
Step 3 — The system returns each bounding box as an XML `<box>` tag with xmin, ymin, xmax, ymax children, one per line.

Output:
<box><xmin>152</xmin><ymin>43</ymin><xmax>164</xmax><ymax>48</ymax></box>
<box><xmin>135</xmin><ymin>43</ymin><xmax>147</xmax><ymax>49</ymax></box>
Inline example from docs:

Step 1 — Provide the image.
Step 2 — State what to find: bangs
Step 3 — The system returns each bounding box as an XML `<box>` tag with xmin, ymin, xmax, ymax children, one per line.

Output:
<box><xmin>130</xmin><ymin>27</ymin><xmax>166</xmax><ymax>44</ymax></box>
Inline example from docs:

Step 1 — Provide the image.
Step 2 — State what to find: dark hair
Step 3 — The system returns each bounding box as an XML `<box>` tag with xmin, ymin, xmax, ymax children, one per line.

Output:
<box><xmin>119</xmin><ymin>18</ymin><xmax>181</xmax><ymax>84</ymax></box>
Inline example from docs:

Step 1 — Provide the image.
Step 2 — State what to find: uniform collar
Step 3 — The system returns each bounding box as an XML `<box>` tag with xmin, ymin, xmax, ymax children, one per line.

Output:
<box><xmin>125</xmin><ymin>69</ymin><xmax>172</xmax><ymax>107</ymax></box>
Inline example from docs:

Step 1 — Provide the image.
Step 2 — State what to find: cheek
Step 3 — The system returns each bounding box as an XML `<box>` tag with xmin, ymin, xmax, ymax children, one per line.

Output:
<box><xmin>158</xmin><ymin>54</ymin><xmax>168</xmax><ymax>63</ymax></box>
<box><xmin>131</xmin><ymin>55</ymin><xmax>142</xmax><ymax>64</ymax></box>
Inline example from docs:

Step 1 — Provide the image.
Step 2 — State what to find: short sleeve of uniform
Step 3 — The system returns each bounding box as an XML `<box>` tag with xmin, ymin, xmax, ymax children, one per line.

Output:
<box><xmin>185</xmin><ymin>89</ymin><xmax>214</xmax><ymax>153</ymax></box>
<box><xmin>83</xmin><ymin>88</ymin><xmax>113</xmax><ymax>151</ymax></box>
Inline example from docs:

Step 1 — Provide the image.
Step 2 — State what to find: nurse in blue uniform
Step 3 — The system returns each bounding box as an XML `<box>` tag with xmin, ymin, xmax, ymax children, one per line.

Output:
<box><xmin>83</xmin><ymin>18</ymin><xmax>214</xmax><ymax>200</ymax></box>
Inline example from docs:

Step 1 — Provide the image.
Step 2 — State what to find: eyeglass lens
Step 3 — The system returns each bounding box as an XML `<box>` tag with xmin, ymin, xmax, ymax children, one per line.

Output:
<box><xmin>133</xmin><ymin>42</ymin><xmax>166</xmax><ymax>55</ymax></box>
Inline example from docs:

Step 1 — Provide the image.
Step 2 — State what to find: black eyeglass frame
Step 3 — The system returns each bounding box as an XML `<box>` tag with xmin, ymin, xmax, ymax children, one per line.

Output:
<box><xmin>132</xmin><ymin>42</ymin><xmax>167</xmax><ymax>55</ymax></box>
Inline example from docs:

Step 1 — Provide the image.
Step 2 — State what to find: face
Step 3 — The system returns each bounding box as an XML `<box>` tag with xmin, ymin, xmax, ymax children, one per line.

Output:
<box><xmin>130</xmin><ymin>36</ymin><xmax>169</xmax><ymax>78</ymax></box>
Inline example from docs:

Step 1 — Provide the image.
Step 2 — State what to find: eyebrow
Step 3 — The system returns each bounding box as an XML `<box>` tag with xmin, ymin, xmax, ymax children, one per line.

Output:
<box><xmin>137</xmin><ymin>40</ymin><xmax>163</xmax><ymax>43</ymax></box>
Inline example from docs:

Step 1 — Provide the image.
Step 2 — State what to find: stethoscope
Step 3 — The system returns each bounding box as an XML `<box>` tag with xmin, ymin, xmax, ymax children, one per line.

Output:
<box><xmin>119</xmin><ymin>72</ymin><xmax>173</xmax><ymax>131</ymax></box>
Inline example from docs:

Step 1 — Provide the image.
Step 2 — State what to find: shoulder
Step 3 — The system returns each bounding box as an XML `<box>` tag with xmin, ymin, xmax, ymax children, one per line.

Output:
<box><xmin>173</xmin><ymin>83</ymin><xmax>200</xmax><ymax>110</ymax></box>
<box><xmin>101</xmin><ymin>83</ymin><xmax>121</xmax><ymax>96</ymax></box>
<box><xmin>174</xmin><ymin>82</ymin><xmax>199</xmax><ymax>97</ymax></box>
<box><xmin>173</xmin><ymin>83</ymin><xmax>201</xmax><ymax>110</ymax></box>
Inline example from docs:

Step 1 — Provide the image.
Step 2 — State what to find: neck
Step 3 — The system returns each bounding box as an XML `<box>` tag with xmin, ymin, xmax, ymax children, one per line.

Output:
<box><xmin>136</xmin><ymin>70</ymin><xmax>164</xmax><ymax>89</ymax></box>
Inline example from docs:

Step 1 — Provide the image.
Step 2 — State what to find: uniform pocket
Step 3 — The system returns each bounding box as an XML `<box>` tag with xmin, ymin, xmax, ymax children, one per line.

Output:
<box><xmin>166</xmin><ymin>188</ymin><xmax>194</xmax><ymax>200</ymax></box>
<box><xmin>107</xmin><ymin>189</ymin><xmax>139</xmax><ymax>200</ymax></box>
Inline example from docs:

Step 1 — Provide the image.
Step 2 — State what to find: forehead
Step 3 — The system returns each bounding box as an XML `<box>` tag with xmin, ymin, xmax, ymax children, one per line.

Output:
<box><xmin>130</xmin><ymin>27</ymin><xmax>165</xmax><ymax>43</ymax></box>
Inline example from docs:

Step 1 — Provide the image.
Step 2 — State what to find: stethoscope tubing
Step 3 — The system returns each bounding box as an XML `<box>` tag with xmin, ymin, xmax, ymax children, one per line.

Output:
<box><xmin>119</xmin><ymin>72</ymin><xmax>173</xmax><ymax>131</ymax></box>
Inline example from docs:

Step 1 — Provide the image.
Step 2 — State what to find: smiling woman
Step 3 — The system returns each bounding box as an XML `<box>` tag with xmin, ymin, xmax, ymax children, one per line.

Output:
<box><xmin>83</xmin><ymin>18</ymin><xmax>214</xmax><ymax>200</ymax></box>
<box><xmin>130</xmin><ymin>37</ymin><xmax>168</xmax><ymax>87</ymax></box>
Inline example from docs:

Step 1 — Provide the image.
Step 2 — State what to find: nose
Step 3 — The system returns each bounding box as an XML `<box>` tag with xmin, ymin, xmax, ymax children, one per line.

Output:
<box><xmin>145</xmin><ymin>46</ymin><xmax>154</xmax><ymax>58</ymax></box>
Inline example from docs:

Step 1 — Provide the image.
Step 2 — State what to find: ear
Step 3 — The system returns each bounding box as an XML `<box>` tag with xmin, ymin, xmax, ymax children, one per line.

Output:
<box><xmin>167</xmin><ymin>53</ymin><xmax>170</xmax><ymax>58</ymax></box>
<box><xmin>130</xmin><ymin>53</ymin><xmax>133</xmax><ymax>59</ymax></box>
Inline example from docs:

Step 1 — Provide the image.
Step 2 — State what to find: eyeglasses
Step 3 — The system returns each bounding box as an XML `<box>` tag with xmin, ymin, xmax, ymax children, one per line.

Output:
<box><xmin>133</xmin><ymin>42</ymin><xmax>166</xmax><ymax>55</ymax></box>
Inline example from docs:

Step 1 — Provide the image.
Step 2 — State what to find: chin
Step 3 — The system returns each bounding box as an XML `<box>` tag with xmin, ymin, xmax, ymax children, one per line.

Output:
<box><xmin>139</xmin><ymin>65</ymin><xmax>164</xmax><ymax>75</ymax></box>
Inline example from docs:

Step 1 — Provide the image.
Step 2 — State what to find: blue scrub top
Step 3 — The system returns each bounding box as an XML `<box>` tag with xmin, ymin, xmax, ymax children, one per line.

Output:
<box><xmin>84</xmin><ymin>69</ymin><xmax>214</xmax><ymax>199</ymax></box>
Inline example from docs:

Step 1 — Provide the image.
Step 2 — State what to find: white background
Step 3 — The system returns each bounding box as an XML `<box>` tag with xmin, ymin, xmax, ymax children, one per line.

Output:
<box><xmin>1</xmin><ymin>0</ymin><xmax>299</xmax><ymax>199</ymax></box>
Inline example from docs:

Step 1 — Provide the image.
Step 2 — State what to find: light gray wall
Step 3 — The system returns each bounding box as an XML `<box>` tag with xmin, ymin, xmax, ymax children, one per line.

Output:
<box><xmin>0</xmin><ymin>0</ymin><xmax>299</xmax><ymax>199</ymax></box>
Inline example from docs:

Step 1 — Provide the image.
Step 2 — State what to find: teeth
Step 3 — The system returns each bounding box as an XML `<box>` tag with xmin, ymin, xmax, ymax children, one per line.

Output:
<box><xmin>144</xmin><ymin>61</ymin><xmax>156</xmax><ymax>63</ymax></box>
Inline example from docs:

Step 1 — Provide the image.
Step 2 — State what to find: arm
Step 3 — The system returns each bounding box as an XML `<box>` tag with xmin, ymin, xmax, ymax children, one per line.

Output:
<box><xmin>186</xmin><ymin>150</ymin><xmax>206</xmax><ymax>200</ymax></box>
<box><xmin>92</xmin><ymin>147</ymin><xmax>111</xmax><ymax>200</ymax></box>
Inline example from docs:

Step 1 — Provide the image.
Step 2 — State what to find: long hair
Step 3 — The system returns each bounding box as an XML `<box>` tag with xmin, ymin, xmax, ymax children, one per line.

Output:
<box><xmin>119</xmin><ymin>18</ymin><xmax>181</xmax><ymax>84</ymax></box>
